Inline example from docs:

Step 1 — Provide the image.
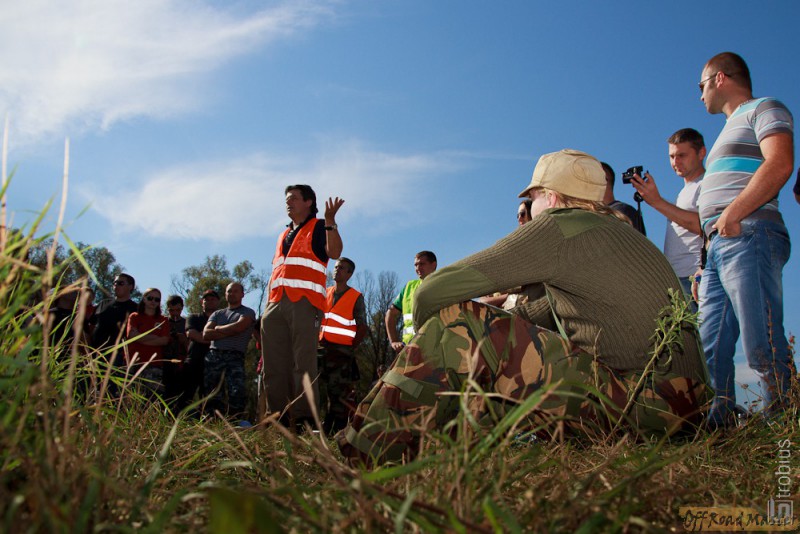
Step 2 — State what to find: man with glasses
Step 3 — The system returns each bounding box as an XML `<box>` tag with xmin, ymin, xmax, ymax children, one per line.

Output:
<box><xmin>91</xmin><ymin>273</ymin><xmax>138</xmax><ymax>371</ymax></box>
<box><xmin>260</xmin><ymin>185</ymin><xmax>344</xmax><ymax>432</ymax></box>
<box><xmin>697</xmin><ymin>52</ymin><xmax>795</xmax><ymax>427</ymax></box>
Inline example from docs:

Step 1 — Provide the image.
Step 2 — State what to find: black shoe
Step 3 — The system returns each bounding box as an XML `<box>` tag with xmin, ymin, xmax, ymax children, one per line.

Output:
<box><xmin>294</xmin><ymin>417</ymin><xmax>315</xmax><ymax>434</ymax></box>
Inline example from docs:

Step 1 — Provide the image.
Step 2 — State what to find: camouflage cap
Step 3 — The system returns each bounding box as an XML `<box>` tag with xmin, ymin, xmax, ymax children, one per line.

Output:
<box><xmin>518</xmin><ymin>149</ymin><xmax>607</xmax><ymax>201</ymax></box>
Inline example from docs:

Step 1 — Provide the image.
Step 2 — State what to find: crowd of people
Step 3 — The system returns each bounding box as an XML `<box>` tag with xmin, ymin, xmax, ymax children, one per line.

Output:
<box><xmin>44</xmin><ymin>51</ymin><xmax>799</xmax><ymax>463</ymax></box>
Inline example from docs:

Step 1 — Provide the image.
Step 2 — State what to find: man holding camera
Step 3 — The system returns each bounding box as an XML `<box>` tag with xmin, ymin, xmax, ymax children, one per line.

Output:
<box><xmin>696</xmin><ymin>52</ymin><xmax>794</xmax><ymax>427</ymax></box>
<box><xmin>628</xmin><ymin>128</ymin><xmax>705</xmax><ymax>309</ymax></box>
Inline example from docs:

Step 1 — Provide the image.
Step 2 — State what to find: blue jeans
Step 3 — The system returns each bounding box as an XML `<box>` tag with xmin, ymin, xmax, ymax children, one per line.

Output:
<box><xmin>699</xmin><ymin>218</ymin><xmax>793</xmax><ymax>423</ymax></box>
<box><xmin>678</xmin><ymin>276</ymin><xmax>698</xmax><ymax>315</ymax></box>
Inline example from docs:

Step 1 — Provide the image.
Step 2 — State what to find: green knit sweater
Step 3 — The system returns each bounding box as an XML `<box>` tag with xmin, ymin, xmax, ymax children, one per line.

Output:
<box><xmin>413</xmin><ymin>208</ymin><xmax>708</xmax><ymax>382</ymax></box>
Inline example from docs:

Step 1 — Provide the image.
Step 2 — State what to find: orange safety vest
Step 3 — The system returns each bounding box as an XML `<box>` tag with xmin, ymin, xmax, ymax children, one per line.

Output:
<box><xmin>269</xmin><ymin>220</ymin><xmax>328</xmax><ymax>310</ymax></box>
<box><xmin>319</xmin><ymin>286</ymin><xmax>361</xmax><ymax>345</ymax></box>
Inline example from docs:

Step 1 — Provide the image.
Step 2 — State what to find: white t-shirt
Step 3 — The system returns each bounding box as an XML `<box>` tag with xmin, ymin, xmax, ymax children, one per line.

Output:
<box><xmin>664</xmin><ymin>175</ymin><xmax>704</xmax><ymax>278</ymax></box>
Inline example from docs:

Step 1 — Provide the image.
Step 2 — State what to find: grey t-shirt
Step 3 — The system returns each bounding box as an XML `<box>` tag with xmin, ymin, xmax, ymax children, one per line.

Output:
<box><xmin>208</xmin><ymin>305</ymin><xmax>256</xmax><ymax>353</ymax></box>
<box><xmin>663</xmin><ymin>176</ymin><xmax>703</xmax><ymax>278</ymax></box>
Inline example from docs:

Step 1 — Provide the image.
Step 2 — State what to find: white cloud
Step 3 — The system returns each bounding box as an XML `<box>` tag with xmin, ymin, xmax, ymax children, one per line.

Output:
<box><xmin>90</xmin><ymin>141</ymin><xmax>461</xmax><ymax>241</ymax></box>
<box><xmin>0</xmin><ymin>0</ymin><xmax>336</xmax><ymax>143</ymax></box>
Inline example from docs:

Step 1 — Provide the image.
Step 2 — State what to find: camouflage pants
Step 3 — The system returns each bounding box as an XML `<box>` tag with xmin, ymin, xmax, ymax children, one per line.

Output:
<box><xmin>203</xmin><ymin>349</ymin><xmax>246</xmax><ymax>417</ymax></box>
<box><xmin>338</xmin><ymin>302</ymin><xmax>709</xmax><ymax>465</ymax></box>
<box><xmin>319</xmin><ymin>344</ymin><xmax>360</xmax><ymax>433</ymax></box>
<box><xmin>135</xmin><ymin>366</ymin><xmax>164</xmax><ymax>400</ymax></box>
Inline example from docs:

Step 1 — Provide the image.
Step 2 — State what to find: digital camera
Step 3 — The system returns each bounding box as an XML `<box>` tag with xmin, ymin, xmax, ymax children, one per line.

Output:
<box><xmin>621</xmin><ymin>165</ymin><xmax>644</xmax><ymax>184</ymax></box>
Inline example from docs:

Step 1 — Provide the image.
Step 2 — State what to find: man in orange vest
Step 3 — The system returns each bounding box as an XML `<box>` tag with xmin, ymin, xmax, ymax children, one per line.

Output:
<box><xmin>261</xmin><ymin>184</ymin><xmax>344</xmax><ymax>432</ymax></box>
<box><xmin>318</xmin><ymin>257</ymin><xmax>367</xmax><ymax>434</ymax></box>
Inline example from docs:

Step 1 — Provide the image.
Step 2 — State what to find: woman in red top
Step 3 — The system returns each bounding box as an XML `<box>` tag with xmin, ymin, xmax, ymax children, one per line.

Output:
<box><xmin>126</xmin><ymin>288</ymin><xmax>170</xmax><ymax>366</ymax></box>
<box><xmin>126</xmin><ymin>288</ymin><xmax>170</xmax><ymax>398</ymax></box>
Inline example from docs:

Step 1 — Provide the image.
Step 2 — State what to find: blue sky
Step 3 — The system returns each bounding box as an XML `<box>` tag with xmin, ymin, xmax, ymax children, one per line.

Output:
<box><xmin>3</xmin><ymin>0</ymin><xmax>799</xmax><ymax>404</ymax></box>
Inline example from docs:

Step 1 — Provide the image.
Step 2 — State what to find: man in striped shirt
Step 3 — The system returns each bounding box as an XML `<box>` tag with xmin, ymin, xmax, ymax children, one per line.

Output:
<box><xmin>697</xmin><ymin>52</ymin><xmax>795</xmax><ymax>426</ymax></box>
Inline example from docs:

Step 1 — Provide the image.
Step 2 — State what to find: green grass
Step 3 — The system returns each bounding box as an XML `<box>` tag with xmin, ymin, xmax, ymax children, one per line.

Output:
<box><xmin>1</xmin><ymin>184</ymin><xmax>798</xmax><ymax>533</ymax></box>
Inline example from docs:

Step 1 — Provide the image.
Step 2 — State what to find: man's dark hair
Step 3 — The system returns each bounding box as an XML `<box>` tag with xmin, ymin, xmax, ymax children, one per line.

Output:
<box><xmin>706</xmin><ymin>52</ymin><xmax>752</xmax><ymax>92</ymax></box>
<box><xmin>166</xmin><ymin>294</ymin><xmax>184</xmax><ymax>307</ymax></box>
<box><xmin>338</xmin><ymin>257</ymin><xmax>356</xmax><ymax>273</ymax></box>
<box><xmin>117</xmin><ymin>273</ymin><xmax>135</xmax><ymax>289</ymax></box>
<box><xmin>416</xmin><ymin>250</ymin><xmax>437</xmax><ymax>263</ymax></box>
<box><xmin>600</xmin><ymin>162</ymin><xmax>615</xmax><ymax>188</ymax></box>
<box><xmin>285</xmin><ymin>184</ymin><xmax>318</xmax><ymax>216</ymax></box>
<box><xmin>667</xmin><ymin>128</ymin><xmax>705</xmax><ymax>152</ymax></box>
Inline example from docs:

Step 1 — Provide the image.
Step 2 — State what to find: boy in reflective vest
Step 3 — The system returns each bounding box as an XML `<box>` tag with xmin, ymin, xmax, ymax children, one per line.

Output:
<box><xmin>318</xmin><ymin>257</ymin><xmax>367</xmax><ymax>434</ymax></box>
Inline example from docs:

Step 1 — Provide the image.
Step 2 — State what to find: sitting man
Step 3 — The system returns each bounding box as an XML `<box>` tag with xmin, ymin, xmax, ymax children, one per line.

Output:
<box><xmin>339</xmin><ymin>149</ymin><xmax>710</xmax><ymax>466</ymax></box>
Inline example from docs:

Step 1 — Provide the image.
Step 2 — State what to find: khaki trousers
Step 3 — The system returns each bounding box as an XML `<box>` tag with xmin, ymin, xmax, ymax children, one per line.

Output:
<box><xmin>260</xmin><ymin>294</ymin><xmax>322</xmax><ymax>422</ymax></box>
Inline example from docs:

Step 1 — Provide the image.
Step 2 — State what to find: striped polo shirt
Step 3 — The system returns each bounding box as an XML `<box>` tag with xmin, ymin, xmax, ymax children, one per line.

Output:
<box><xmin>699</xmin><ymin>97</ymin><xmax>793</xmax><ymax>236</ymax></box>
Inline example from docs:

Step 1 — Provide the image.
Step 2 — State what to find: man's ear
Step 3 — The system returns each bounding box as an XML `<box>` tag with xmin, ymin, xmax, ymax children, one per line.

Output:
<box><xmin>546</xmin><ymin>192</ymin><xmax>559</xmax><ymax>208</ymax></box>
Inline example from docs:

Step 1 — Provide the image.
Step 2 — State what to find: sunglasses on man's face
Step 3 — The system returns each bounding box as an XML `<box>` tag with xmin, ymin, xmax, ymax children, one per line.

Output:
<box><xmin>145</xmin><ymin>296</ymin><xmax>161</xmax><ymax>303</ymax></box>
<box><xmin>113</xmin><ymin>280</ymin><xmax>128</xmax><ymax>286</ymax></box>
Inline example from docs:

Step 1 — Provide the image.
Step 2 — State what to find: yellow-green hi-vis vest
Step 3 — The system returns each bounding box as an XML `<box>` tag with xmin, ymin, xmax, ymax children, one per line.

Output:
<box><xmin>400</xmin><ymin>279</ymin><xmax>422</xmax><ymax>343</ymax></box>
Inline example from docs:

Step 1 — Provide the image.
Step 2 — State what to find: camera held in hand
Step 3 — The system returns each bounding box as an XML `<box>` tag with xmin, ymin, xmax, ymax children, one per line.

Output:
<box><xmin>621</xmin><ymin>165</ymin><xmax>644</xmax><ymax>184</ymax></box>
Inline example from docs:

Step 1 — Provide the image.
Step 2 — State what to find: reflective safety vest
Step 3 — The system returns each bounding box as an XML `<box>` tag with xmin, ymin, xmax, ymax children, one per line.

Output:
<box><xmin>319</xmin><ymin>286</ymin><xmax>362</xmax><ymax>345</ymax></box>
<box><xmin>269</xmin><ymin>220</ymin><xmax>328</xmax><ymax>311</ymax></box>
<box><xmin>400</xmin><ymin>279</ymin><xmax>422</xmax><ymax>343</ymax></box>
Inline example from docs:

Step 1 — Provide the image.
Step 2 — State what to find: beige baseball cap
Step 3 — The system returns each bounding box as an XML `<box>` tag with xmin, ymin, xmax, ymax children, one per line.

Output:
<box><xmin>518</xmin><ymin>149</ymin><xmax>607</xmax><ymax>201</ymax></box>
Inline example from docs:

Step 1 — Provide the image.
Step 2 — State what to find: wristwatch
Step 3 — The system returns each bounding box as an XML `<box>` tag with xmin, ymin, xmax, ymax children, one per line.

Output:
<box><xmin>325</xmin><ymin>224</ymin><xmax>338</xmax><ymax>231</ymax></box>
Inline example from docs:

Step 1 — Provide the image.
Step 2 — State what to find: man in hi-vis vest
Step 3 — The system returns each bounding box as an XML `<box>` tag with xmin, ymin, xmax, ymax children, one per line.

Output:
<box><xmin>318</xmin><ymin>257</ymin><xmax>367</xmax><ymax>434</ymax></box>
<box><xmin>261</xmin><ymin>184</ymin><xmax>344</xmax><ymax>432</ymax></box>
<box><xmin>385</xmin><ymin>251</ymin><xmax>437</xmax><ymax>354</ymax></box>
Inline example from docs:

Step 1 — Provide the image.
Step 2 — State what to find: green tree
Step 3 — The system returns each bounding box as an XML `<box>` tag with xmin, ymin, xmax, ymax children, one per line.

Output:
<box><xmin>27</xmin><ymin>237</ymin><xmax>69</xmax><ymax>278</ymax></box>
<box><xmin>171</xmin><ymin>255</ymin><xmax>269</xmax><ymax>314</ymax></box>
<box><xmin>76</xmin><ymin>242</ymin><xmax>127</xmax><ymax>301</ymax></box>
<box><xmin>27</xmin><ymin>238</ymin><xmax>131</xmax><ymax>303</ymax></box>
